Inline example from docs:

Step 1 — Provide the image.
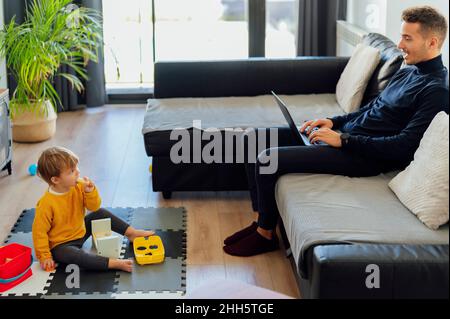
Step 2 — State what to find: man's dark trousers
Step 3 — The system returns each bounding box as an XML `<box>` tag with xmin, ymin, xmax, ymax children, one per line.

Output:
<box><xmin>244</xmin><ymin>128</ymin><xmax>402</xmax><ymax>230</ymax></box>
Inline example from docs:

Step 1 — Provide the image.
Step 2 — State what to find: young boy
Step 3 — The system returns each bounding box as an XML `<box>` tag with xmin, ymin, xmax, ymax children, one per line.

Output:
<box><xmin>32</xmin><ymin>146</ymin><xmax>154</xmax><ymax>272</ymax></box>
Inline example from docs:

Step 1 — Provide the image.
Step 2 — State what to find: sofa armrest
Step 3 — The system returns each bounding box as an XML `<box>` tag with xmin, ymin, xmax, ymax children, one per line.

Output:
<box><xmin>154</xmin><ymin>57</ymin><xmax>349</xmax><ymax>98</ymax></box>
<box><xmin>306</xmin><ymin>244</ymin><xmax>449</xmax><ymax>299</ymax></box>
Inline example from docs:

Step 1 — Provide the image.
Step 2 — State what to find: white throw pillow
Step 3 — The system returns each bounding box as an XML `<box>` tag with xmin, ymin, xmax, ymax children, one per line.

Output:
<box><xmin>389</xmin><ymin>112</ymin><xmax>449</xmax><ymax>230</ymax></box>
<box><xmin>336</xmin><ymin>43</ymin><xmax>381</xmax><ymax>113</ymax></box>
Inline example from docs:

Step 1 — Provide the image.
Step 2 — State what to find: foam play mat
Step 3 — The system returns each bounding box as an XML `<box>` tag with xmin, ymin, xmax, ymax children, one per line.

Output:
<box><xmin>0</xmin><ymin>207</ymin><xmax>187</xmax><ymax>299</ymax></box>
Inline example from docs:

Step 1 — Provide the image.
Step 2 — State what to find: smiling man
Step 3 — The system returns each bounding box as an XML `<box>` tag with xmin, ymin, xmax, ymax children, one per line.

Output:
<box><xmin>223</xmin><ymin>6</ymin><xmax>449</xmax><ymax>257</ymax></box>
<box><xmin>303</xmin><ymin>6</ymin><xmax>449</xmax><ymax>158</ymax></box>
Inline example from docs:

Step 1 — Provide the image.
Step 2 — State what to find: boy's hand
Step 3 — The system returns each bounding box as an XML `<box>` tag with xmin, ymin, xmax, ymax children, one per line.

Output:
<box><xmin>80</xmin><ymin>176</ymin><xmax>95</xmax><ymax>193</ymax></box>
<box><xmin>40</xmin><ymin>258</ymin><xmax>55</xmax><ymax>272</ymax></box>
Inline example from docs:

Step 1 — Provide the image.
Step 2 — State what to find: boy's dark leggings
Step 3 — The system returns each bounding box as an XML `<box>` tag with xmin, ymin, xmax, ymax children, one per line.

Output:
<box><xmin>51</xmin><ymin>208</ymin><xmax>130</xmax><ymax>270</ymax></box>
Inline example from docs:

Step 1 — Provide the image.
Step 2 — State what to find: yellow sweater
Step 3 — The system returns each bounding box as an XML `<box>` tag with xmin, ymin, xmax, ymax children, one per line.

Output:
<box><xmin>32</xmin><ymin>181</ymin><xmax>102</xmax><ymax>261</ymax></box>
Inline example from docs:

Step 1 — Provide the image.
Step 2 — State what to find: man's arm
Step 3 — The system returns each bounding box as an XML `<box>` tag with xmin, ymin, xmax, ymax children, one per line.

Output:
<box><xmin>301</xmin><ymin>99</ymin><xmax>375</xmax><ymax>134</ymax></box>
<box><xmin>342</xmin><ymin>87</ymin><xmax>449</xmax><ymax>163</ymax></box>
<box><xmin>329</xmin><ymin>102</ymin><xmax>374</xmax><ymax>130</ymax></box>
<box><xmin>330</xmin><ymin>67</ymin><xmax>409</xmax><ymax>129</ymax></box>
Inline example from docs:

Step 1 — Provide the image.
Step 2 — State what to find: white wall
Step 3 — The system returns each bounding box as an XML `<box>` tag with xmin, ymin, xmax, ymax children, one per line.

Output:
<box><xmin>347</xmin><ymin>0</ymin><xmax>387</xmax><ymax>35</ymax></box>
<box><xmin>347</xmin><ymin>0</ymin><xmax>449</xmax><ymax>68</ymax></box>
<box><xmin>0</xmin><ymin>0</ymin><xmax>7</xmax><ymax>89</ymax></box>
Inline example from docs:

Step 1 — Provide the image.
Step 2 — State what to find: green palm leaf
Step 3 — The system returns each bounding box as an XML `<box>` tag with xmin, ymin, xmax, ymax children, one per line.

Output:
<box><xmin>0</xmin><ymin>0</ymin><xmax>102</xmax><ymax>116</ymax></box>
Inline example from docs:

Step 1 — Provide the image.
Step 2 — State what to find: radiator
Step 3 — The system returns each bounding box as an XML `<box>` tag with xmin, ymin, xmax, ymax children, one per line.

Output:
<box><xmin>336</xmin><ymin>20</ymin><xmax>369</xmax><ymax>56</ymax></box>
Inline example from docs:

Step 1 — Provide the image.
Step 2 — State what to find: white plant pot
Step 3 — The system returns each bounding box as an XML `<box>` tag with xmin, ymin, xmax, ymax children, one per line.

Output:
<box><xmin>11</xmin><ymin>100</ymin><xmax>57</xmax><ymax>143</ymax></box>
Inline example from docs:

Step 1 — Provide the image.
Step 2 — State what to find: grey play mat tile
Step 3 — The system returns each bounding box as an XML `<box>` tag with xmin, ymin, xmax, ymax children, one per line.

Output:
<box><xmin>4</xmin><ymin>232</ymin><xmax>37</xmax><ymax>261</ymax></box>
<box><xmin>43</xmin><ymin>266</ymin><xmax>119</xmax><ymax>295</ymax></box>
<box><xmin>129</xmin><ymin>207</ymin><xmax>186</xmax><ymax>231</ymax></box>
<box><xmin>11</xmin><ymin>209</ymin><xmax>35</xmax><ymax>233</ymax></box>
<box><xmin>114</xmin><ymin>257</ymin><xmax>186</xmax><ymax>293</ymax></box>
<box><xmin>103</xmin><ymin>207</ymin><xmax>133</xmax><ymax>224</ymax></box>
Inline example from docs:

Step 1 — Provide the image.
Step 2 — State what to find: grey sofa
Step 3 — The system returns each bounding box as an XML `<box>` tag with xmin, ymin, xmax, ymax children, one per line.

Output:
<box><xmin>142</xmin><ymin>33</ymin><xmax>449</xmax><ymax>298</ymax></box>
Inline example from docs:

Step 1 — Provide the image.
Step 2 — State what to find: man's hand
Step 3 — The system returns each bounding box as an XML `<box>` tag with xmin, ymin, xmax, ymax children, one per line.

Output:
<box><xmin>80</xmin><ymin>176</ymin><xmax>95</xmax><ymax>193</ymax></box>
<box><xmin>300</xmin><ymin>118</ymin><xmax>334</xmax><ymax>135</ymax></box>
<box><xmin>40</xmin><ymin>258</ymin><xmax>55</xmax><ymax>272</ymax></box>
<box><xmin>309</xmin><ymin>128</ymin><xmax>343</xmax><ymax>148</ymax></box>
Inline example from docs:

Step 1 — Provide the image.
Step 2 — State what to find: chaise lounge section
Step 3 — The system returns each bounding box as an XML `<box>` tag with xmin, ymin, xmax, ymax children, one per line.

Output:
<box><xmin>276</xmin><ymin>173</ymin><xmax>449</xmax><ymax>298</ymax></box>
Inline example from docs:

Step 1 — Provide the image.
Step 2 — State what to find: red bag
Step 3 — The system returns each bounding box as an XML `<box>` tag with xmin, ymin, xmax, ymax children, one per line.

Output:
<box><xmin>0</xmin><ymin>243</ymin><xmax>33</xmax><ymax>293</ymax></box>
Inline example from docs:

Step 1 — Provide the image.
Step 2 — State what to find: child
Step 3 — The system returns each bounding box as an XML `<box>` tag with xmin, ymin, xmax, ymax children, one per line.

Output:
<box><xmin>32</xmin><ymin>146</ymin><xmax>154</xmax><ymax>272</ymax></box>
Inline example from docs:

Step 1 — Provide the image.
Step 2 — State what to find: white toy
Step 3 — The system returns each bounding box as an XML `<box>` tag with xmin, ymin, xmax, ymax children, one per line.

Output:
<box><xmin>91</xmin><ymin>218</ymin><xmax>121</xmax><ymax>258</ymax></box>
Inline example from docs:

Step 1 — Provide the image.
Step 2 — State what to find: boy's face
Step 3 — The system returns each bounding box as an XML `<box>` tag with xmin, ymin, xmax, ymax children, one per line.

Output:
<box><xmin>51</xmin><ymin>165</ymin><xmax>80</xmax><ymax>189</ymax></box>
<box><xmin>398</xmin><ymin>22</ymin><xmax>439</xmax><ymax>65</ymax></box>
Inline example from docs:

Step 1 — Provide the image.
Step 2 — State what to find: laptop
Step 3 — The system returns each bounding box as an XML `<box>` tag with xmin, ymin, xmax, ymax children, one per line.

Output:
<box><xmin>271</xmin><ymin>91</ymin><xmax>326</xmax><ymax>146</ymax></box>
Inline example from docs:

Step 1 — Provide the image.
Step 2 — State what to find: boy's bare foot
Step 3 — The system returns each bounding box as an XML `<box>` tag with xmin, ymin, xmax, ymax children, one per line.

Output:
<box><xmin>108</xmin><ymin>259</ymin><xmax>133</xmax><ymax>272</ymax></box>
<box><xmin>125</xmin><ymin>227</ymin><xmax>155</xmax><ymax>243</ymax></box>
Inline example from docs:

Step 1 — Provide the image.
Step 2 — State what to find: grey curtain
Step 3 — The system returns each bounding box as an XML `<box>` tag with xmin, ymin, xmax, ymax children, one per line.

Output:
<box><xmin>3</xmin><ymin>0</ymin><xmax>106</xmax><ymax>111</ymax></box>
<box><xmin>297</xmin><ymin>0</ymin><xmax>347</xmax><ymax>56</ymax></box>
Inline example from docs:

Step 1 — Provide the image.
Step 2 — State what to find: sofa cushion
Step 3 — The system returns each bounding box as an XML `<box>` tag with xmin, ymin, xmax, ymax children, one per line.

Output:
<box><xmin>389</xmin><ymin>112</ymin><xmax>449</xmax><ymax>230</ymax></box>
<box><xmin>336</xmin><ymin>43</ymin><xmax>381</xmax><ymax>113</ymax></box>
<box><xmin>275</xmin><ymin>173</ymin><xmax>449</xmax><ymax>277</ymax></box>
<box><xmin>143</xmin><ymin>94</ymin><xmax>344</xmax><ymax>156</ymax></box>
<box><xmin>143</xmin><ymin>94</ymin><xmax>342</xmax><ymax>134</ymax></box>
<box><xmin>361</xmin><ymin>33</ymin><xmax>404</xmax><ymax>105</ymax></box>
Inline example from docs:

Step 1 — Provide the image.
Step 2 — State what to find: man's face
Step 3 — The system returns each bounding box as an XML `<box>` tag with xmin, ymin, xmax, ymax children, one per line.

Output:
<box><xmin>398</xmin><ymin>22</ymin><xmax>435</xmax><ymax>65</ymax></box>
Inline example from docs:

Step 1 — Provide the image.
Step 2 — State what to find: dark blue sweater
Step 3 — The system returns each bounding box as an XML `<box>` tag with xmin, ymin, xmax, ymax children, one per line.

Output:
<box><xmin>331</xmin><ymin>55</ymin><xmax>449</xmax><ymax>166</ymax></box>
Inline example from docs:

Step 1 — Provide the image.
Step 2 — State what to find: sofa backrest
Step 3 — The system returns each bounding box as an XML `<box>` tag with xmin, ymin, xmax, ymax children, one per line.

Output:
<box><xmin>361</xmin><ymin>33</ymin><xmax>404</xmax><ymax>106</ymax></box>
<box><xmin>154</xmin><ymin>57</ymin><xmax>350</xmax><ymax>98</ymax></box>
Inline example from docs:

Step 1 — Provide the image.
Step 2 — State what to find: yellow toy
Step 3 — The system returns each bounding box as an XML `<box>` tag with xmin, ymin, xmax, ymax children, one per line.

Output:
<box><xmin>133</xmin><ymin>236</ymin><xmax>165</xmax><ymax>265</ymax></box>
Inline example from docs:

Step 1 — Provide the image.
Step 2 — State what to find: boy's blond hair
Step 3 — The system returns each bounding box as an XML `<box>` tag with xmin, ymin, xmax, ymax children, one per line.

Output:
<box><xmin>37</xmin><ymin>147</ymin><xmax>79</xmax><ymax>185</ymax></box>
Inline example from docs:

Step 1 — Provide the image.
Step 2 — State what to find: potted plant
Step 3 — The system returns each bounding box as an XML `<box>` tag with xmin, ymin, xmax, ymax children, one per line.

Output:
<box><xmin>0</xmin><ymin>0</ymin><xmax>102</xmax><ymax>142</ymax></box>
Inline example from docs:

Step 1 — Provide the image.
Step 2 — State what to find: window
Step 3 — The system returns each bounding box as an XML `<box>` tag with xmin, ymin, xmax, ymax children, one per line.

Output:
<box><xmin>265</xmin><ymin>0</ymin><xmax>297</xmax><ymax>58</ymax></box>
<box><xmin>154</xmin><ymin>0</ymin><xmax>248</xmax><ymax>61</ymax></box>
<box><xmin>103</xmin><ymin>0</ymin><xmax>154</xmax><ymax>89</ymax></box>
<box><xmin>103</xmin><ymin>0</ymin><xmax>297</xmax><ymax>91</ymax></box>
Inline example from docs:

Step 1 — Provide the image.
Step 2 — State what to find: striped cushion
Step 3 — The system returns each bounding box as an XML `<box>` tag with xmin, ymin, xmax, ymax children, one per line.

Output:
<box><xmin>389</xmin><ymin>112</ymin><xmax>449</xmax><ymax>230</ymax></box>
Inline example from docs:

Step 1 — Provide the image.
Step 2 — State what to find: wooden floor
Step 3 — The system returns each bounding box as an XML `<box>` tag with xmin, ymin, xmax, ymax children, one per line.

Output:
<box><xmin>0</xmin><ymin>105</ymin><xmax>301</xmax><ymax>298</ymax></box>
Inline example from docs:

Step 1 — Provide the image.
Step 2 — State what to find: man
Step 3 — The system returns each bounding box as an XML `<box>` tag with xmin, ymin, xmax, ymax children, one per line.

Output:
<box><xmin>223</xmin><ymin>6</ymin><xmax>449</xmax><ymax>257</ymax></box>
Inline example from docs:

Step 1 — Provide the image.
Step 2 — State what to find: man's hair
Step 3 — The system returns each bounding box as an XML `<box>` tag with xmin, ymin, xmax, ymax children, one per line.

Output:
<box><xmin>37</xmin><ymin>146</ymin><xmax>79</xmax><ymax>185</ymax></box>
<box><xmin>402</xmin><ymin>6</ymin><xmax>448</xmax><ymax>48</ymax></box>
